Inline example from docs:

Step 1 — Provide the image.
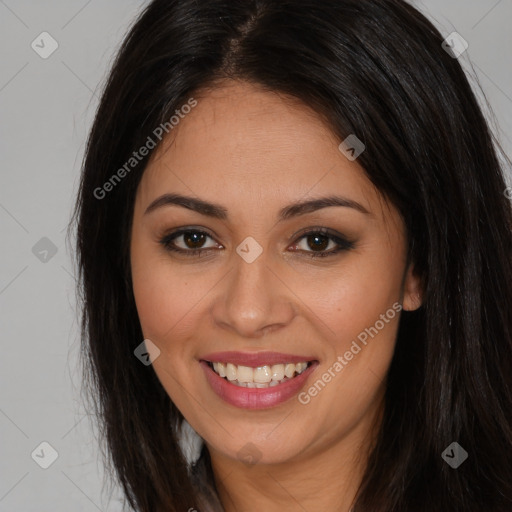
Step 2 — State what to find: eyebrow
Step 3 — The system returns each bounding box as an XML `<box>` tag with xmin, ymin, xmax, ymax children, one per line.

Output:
<box><xmin>144</xmin><ymin>193</ymin><xmax>371</xmax><ymax>220</ymax></box>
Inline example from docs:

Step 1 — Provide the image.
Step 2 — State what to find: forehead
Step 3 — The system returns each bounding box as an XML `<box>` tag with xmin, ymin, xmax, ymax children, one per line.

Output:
<box><xmin>152</xmin><ymin>81</ymin><xmax>341</xmax><ymax>175</ymax></box>
<box><xmin>135</xmin><ymin>80</ymin><xmax>393</xmax><ymax>228</ymax></box>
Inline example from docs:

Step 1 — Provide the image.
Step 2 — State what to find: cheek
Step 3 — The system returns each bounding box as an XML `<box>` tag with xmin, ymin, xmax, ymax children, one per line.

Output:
<box><xmin>298</xmin><ymin>284</ymin><xmax>400</xmax><ymax>442</ymax></box>
<box><xmin>132</xmin><ymin>270</ymin><xmax>206</xmax><ymax>351</ymax></box>
<box><xmin>130</xmin><ymin>253</ymin><xmax>204</xmax><ymax>409</ymax></box>
<box><xmin>295</xmin><ymin>242</ymin><xmax>404</xmax><ymax>411</ymax></box>
<box><xmin>299</xmin><ymin>249</ymin><xmax>404</xmax><ymax>347</ymax></box>
<box><xmin>130</xmin><ymin>239</ymin><xmax>198</xmax><ymax>345</ymax></box>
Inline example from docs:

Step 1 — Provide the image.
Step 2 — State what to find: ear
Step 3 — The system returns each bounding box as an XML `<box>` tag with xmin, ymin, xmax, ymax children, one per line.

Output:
<box><xmin>402</xmin><ymin>262</ymin><xmax>423</xmax><ymax>311</ymax></box>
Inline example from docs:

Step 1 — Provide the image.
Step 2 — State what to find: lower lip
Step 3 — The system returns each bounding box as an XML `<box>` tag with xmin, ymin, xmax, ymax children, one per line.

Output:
<box><xmin>200</xmin><ymin>360</ymin><xmax>318</xmax><ymax>409</ymax></box>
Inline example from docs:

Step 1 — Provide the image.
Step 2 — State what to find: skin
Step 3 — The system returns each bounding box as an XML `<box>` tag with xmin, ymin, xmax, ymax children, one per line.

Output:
<box><xmin>130</xmin><ymin>80</ymin><xmax>422</xmax><ymax>512</ymax></box>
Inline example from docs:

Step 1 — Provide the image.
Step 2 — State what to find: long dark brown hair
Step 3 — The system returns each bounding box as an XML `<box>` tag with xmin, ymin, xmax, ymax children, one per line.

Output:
<box><xmin>69</xmin><ymin>0</ymin><xmax>512</xmax><ymax>510</ymax></box>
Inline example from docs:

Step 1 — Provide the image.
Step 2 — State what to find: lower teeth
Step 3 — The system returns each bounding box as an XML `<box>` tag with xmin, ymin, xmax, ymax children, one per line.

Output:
<box><xmin>223</xmin><ymin>374</ymin><xmax>302</xmax><ymax>388</ymax></box>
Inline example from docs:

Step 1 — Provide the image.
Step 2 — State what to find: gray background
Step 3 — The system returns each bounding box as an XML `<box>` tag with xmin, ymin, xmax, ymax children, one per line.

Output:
<box><xmin>0</xmin><ymin>1</ymin><xmax>511</xmax><ymax>510</ymax></box>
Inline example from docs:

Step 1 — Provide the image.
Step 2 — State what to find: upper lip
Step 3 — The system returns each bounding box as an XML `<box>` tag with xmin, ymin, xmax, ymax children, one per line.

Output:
<box><xmin>200</xmin><ymin>351</ymin><xmax>317</xmax><ymax>367</ymax></box>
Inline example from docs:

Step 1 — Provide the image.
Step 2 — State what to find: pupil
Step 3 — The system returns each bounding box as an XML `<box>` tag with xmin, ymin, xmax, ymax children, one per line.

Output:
<box><xmin>308</xmin><ymin>234</ymin><xmax>328</xmax><ymax>251</ymax></box>
<box><xmin>185</xmin><ymin>231</ymin><xmax>205</xmax><ymax>249</ymax></box>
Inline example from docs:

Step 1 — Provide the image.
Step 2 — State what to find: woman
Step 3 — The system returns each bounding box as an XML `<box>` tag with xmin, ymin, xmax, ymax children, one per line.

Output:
<box><xmin>71</xmin><ymin>0</ymin><xmax>512</xmax><ymax>510</ymax></box>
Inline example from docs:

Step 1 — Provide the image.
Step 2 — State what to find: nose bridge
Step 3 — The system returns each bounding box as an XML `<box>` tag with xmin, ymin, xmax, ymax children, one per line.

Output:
<box><xmin>212</xmin><ymin>244</ymin><xmax>295</xmax><ymax>338</ymax></box>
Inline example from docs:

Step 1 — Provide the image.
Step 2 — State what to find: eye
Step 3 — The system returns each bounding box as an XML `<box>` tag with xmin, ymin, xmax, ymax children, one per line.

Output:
<box><xmin>159</xmin><ymin>227</ymin><xmax>355</xmax><ymax>258</ymax></box>
<box><xmin>289</xmin><ymin>227</ymin><xmax>355</xmax><ymax>258</ymax></box>
<box><xmin>159</xmin><ymin>229</ymin><xmax>220</xmax><ymax>257</ymax></box>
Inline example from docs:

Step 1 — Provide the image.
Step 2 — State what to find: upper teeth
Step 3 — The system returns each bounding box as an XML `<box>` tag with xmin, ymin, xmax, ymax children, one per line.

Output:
<box><xmin>212</xmin><ymin>362</ymin><xmax>308</xmax><ymax>384</ymax></box>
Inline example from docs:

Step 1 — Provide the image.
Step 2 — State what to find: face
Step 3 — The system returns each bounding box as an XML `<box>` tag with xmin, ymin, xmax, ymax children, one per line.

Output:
<box><xmin>130</xmin><ymin>80</ymin><xmax>421</xmax><ymax>468</ymax></box>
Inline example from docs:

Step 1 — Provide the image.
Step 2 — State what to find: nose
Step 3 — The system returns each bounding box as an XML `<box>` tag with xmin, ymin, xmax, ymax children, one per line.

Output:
<box><xmin>211</xmin><ymin>250</ymin><xmax>296</xmax><ymax>339</ymax></box>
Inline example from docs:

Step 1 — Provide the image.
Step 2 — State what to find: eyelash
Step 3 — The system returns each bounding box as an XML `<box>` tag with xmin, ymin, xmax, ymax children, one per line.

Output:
<box><xmin>158</xmin><ymin>227</ymin><xmax>355</xmax><ymax>259</ymax></box>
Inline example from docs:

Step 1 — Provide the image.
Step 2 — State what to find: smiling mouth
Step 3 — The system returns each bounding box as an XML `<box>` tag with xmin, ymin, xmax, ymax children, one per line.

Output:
<box><xmin>204</xmin><ymin>360</ymin><xmax>314</xmax><ymax>388</ymax></box>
